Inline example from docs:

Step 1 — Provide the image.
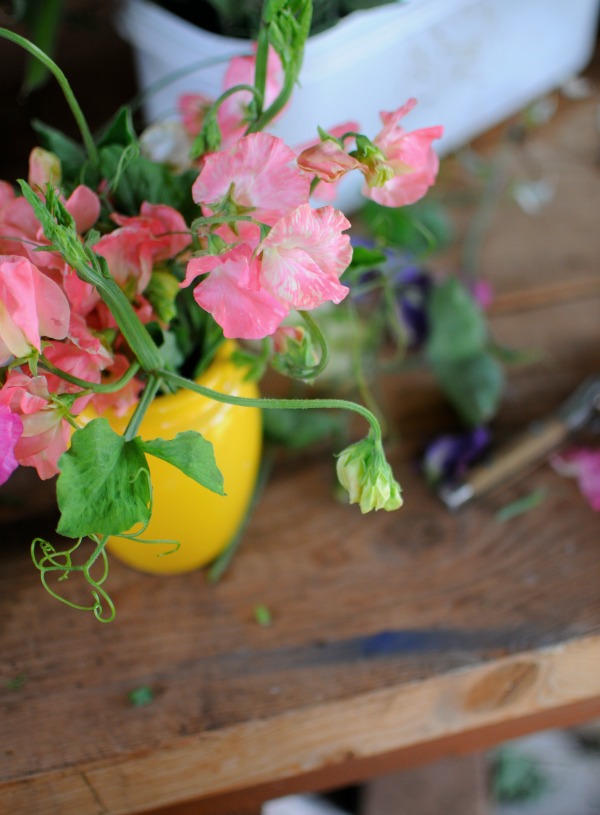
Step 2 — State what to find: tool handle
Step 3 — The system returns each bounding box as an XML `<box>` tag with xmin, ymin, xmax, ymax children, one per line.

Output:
<box><xmin>439</xmin><ymin>417</ymin><xmax>569</xmax><ymax>509</ymax></box>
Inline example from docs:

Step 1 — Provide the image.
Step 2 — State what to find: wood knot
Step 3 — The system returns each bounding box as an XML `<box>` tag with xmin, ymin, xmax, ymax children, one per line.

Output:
<box><xmin>464</xmin><ymin>661</ymin><xmax>540</xmax><ymax>713</ymax></box>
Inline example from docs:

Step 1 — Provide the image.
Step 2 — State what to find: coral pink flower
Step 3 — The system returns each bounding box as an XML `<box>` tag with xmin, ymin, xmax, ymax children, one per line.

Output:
<box><xmin>0</xmin><ymin>403</ymin><xmax>23</xmax><ymax>485</ymax></box>
<box><xmin>0</xmin><ymin>371</ymin><xmax>71</xmax><ymax>479</ymax></box>
<box><xmin>218</xmin><ymin>46</ymin><xmax>285</xmax><ymax>148</ymax></box>
<box><xmin>65</xmin><ymin>185</ymin><xmax>101</xmax><ymax>234</ymax></box>
<box><xmin>259</xmin><ymin>204</ymin><xmax>351</xmax><ymax>310</ymax></box>
<box><xmin>179</xmin><ymin>92</ymin><xmax>214</xmax><ymax>138</ymax></box>
<box><xmin>192</xmin><ymin>133</ymin><xmax>310</xmax><ymax>241</ymax></box>
<box><xmin>0</xmin><ymin>255</ymin><xmax>70</xmax><ymax>365</ymax></box>
<box><xmin>186</xmin><ymin>245</ymin><xmax>288</xmax><ymax>340</ymax></box>
<box><xmin>95</xmin><ymin>203</ymin><xmax>190</xmax><ymax>296</ymax></box>
<box><xmin>297</xmin><ymin>122</ymin><xmax>362</xmax><ymax>201</ymax></box>
<box><xmin>364</xmin><ymin>99</ymin><xmax>443</xmax><ymax>207</ymax></box>
<box><xmin>551</xmin><ymin>447</ymin><xmax>600</xmax><ymax>511</ymax></box>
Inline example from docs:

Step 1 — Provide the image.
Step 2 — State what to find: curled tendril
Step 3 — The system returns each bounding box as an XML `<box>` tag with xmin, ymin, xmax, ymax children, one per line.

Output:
<box><xmin>31</xmin><ymin>536</ymin><xmax>116</xmax><ymax>623</ymax></box>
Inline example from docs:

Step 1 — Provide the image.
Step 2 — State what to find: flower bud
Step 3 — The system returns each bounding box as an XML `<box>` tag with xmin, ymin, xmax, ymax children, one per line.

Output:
<box><xmin>336</xmin><ymin>434</ymin><xmax>403</xmax><ymax>513</ymax></box>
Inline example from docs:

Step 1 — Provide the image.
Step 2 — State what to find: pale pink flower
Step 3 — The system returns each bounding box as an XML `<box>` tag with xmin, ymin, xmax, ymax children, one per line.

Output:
<box><xmin>0</xmin><ymin>371</ymin><xmax>71</xmax><ymax>479</ymax></box>
<box><xmin>186</xmin><ymin>245</ymin><xmax>288</xmax><ymax>340</ymax></box>
<box><xmin>259</xmin><ymin>204</ymin><xmax>351</xmax><ymax>310</ymax></box>
<box><xmin>218</xmin><ymin>46</ymin><xmax>285</xmax><ymax>148</ymax></box>
<box><xmin>0</xmin><ymin>403</ymin><xmax>23</xmax><ymax>485</ymax></box>
<box><xmin>551</xmin><ymin>447</ymin><xmax>600</xmax><ymax>511</ymax></box>
<box><xmin>364</xmin><ymin>99</ymin><xmax>443</xmax><ymax>207</ymax></box>
<box><xmin>192</xmin><ymin>133</ymin><xmax>310</xmax><ymax>241</ymax></box>
<box><xmin>179</xmin><ymin>92</ymin><xmax>213</xmax><ymax>138</ymax></box>
<box><xmin>0</xmin><ymin>255</ymin><xmax>70</xmax><ymax>365</ymax></box>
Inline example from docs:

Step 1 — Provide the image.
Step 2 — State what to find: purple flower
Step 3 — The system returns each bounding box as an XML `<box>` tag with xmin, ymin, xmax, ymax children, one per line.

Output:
<box><xmin>422</xmin><ymin>425</ymin><xmax>491</xmax><ymax>486</ymax></box>
<box><xmin>393</xmin><ymin>265</ymin><xmax>432</xmax><ymax>348</ymax></box>
<box><xmin>0</xmin><ymin>404</ymin><xmax>23</xmax><ymax>486</ymax></box>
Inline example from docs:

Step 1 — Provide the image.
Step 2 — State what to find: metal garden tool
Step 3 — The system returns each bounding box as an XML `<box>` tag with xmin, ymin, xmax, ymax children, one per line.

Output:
<box><xmin>438</xmin><ymin>376</ymin><xmax>600</xmax><ymax>510</ymax></box>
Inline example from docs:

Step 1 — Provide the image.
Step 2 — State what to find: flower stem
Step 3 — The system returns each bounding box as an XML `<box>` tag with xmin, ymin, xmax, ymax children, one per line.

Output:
<box><xmin>158</xmin><ymin>368</ymin><xmax>383</xmax><ymax>443</ymax></box>
<box><xmin>39</xmin><ymin>356</ymin><xmax>141</xmax><ymax>393</ymax></box>
<box><xmin>0</xmin><ymin>27</ymin><xmax>98</xmax><ymax>167</ymax></box>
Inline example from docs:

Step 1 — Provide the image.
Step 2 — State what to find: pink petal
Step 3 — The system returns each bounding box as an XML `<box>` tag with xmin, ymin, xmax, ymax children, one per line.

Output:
<box><xmin>551</xmin><ymin>447</ymin><xmax>600</xmax><ymax>511</ymax></box>
<box><xmin>0</xmin><ymin>404</ymin><xmax>23</xmax><ymax>485</ymax></box>
<box><xmin>192</xmin><ymin>133</ymin><xmax>310</xmax><ymax>232</ymax></box>
<box><xmin>192</xmin><ymin>247</ymin><xmax>288</xmax><ymax>339</ymax></box>
<box><xmin>65</xmin><ymin>185</ymin><xmax>101</xmax><ymax>234</ymax></box>
<box><xmin>260</xmin><ymin>204</ymin><xmax>351</xmax><ymax>309</ymax></box>
<box><xmin>297</xmin><ymin>140</ymin><xmax>362</xmax><ymax>183</ymax></box>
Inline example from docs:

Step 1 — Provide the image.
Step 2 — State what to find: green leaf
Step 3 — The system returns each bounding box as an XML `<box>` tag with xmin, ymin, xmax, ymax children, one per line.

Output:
<box><xmin>347</xmin><ymin>245</ymin><xmax>388</xmax><ymax>272</ymax></box>
<box><xmin>361</xmin><ymin>199</ymin><xmax>453</xmax><ymax>256</ymax></box>
<box><xmin>426</xmin><ymin>278</ymin><xmax>488</xmax><ymax>363</ymax></box>
<box><xmin>127</xmin><ymin>685</ymin><xmax>154</xmax><ymax>707</ymax></box>
<box><xmin>495</xmin><ymin>489</ymin><xmax>547</xmax><ymax>522</ymax></box>
<box><xmin>56</xmin><ymin>419</ymin><xmax>151</xmax><ymax>538</ymax></box>
<box><xmin>430</xmin><ymin>351</ymin><xmax>504</xmax><ymax>426</ymax></box>
<box><xmin>31</xmin><ymin>119</ymin><xmax>86</xmax><ymax>179</ymax></box>
<box><xmin>97</xmin><ymin>106</ymin><xmax>138</xmax><ymax>149</ymax></box>
<box><xmin>140</xmin><ymin>432</ymin><xmax>225</xmax><ymax>495</ymax></box>
<box><xmin>99</xmin><ymin>146</ymin><xmax>197</xmax><ymax>218</ymax></box>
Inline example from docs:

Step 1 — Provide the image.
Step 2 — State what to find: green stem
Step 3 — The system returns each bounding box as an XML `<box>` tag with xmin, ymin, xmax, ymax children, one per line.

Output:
<box><xmin>39</xmin><ymin>357</ymin><xmax>141</xmax><ymax>393</ymax></box>
<box><xmin>0</xmin><ymin>27</ymin><xmax>98</xmax><ymax>167</ymax></box>
<box><xmin>123</xmin><ymin>375</ymin><xmax>162</xmax><ymax>442</ymax></box>
<box><xmin>158</xmin><ymin>368</ymin><xmax>382</xmax><ymax>443</ymax></box>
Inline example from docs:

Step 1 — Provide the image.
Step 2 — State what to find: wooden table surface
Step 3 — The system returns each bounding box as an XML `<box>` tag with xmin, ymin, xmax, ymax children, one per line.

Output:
<box><xmin>2</xmin><ymin>68</ymin><xmax>600</xmax><ymax>815</ymax></box>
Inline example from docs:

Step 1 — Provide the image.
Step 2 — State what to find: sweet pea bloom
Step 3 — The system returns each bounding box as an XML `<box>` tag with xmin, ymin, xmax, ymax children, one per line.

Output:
<box><xmin>336</xmin><ymin>434</ymin><xmax>403</xmax><ymax>513</ymax></box>
<box><xmin>192</xmin><ymin>133</ymin><xmax>310</xmax><ymax>241</ymax></box>
<box><xmin>259</xmin><ymin>204</ymin><xmax>351</xmax><ymax>309</ymax></box>
<box><xmin>218</xmin><ymin>46</ymin><xmax>285</xmax><ymax>147</ymax></box>
<box><xmin>0</xmin><ymin>403</ymin><xmax>23</xmax><ymax>485</ymax></box>
<box><xmin>364</xmin><ymin>99</ymin><xmax>443</xmax><ymax>207</ymax></box>
<box><xmin>0</xmin><ymin>255</ymin><xmax>70</xmax><ymax>365</ymax></box>
<box><xmin>0</xmin><ymin>371</ymin><xmax>71</xmax><ymax>479</ymax></box>
<box><xmin>94</xmin><ymin>203</ymin><xmax>191</xmax><ymax>297</ymax></box>
<box><xmin>185</xmin><ymin>244</ymin><xmax>288</xmax><ymax>339</ymax></box>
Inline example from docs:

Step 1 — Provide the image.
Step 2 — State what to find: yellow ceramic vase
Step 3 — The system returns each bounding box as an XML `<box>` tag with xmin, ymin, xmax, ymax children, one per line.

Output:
<box><xmin>100</xmin><ymin>342</ymin><xmax>262</xmax><ymax>574</ymax></box>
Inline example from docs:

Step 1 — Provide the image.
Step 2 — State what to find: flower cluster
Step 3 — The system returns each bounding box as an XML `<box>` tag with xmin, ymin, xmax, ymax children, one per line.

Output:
<box><xmin>0</xmin><ymin>0</ymin><xmax>443</xmax><ymax>616</ymax></box>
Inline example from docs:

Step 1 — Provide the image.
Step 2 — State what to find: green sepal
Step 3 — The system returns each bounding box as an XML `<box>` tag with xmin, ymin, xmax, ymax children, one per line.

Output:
<box><xmin>140</xmin><ymin>432</ymin><xmax>225</xmax><ymax>495</ymax></box>
<box><xmin>56</xmin><ymin>419</ymin><xmax>151</xmax><ymax>538</ymax></box>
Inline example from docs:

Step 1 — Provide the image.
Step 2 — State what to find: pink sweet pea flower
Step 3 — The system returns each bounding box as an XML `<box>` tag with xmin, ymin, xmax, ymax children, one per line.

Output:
<box><xmin>179</xmin><ymin>92</ymin><xmax>214</xmax><ymax>138</ymax></box>
<box><xmin>550</xmin><ymin>447</ymin><xmax>600</xmax><ymax>511</ymax></box>
<box><xmin>364</xmin><ymin>99</ymin><xmax>443</xmax><ymax>207</ymax></box>
<box><xmin>218</xmin><ymin>46</ymin><xmax>285</xmax><ymax>148</ymax></box>
<box><xmin>192</xmin><ymin>133</ymin><xmax>310</xmax><ymax>241</ymax></box>
<box><xmin>65</xmin><ymin>185</ymin><xmax>101</xmax><ymax>234</ymax></box>
<box><xmin>95</xmin><ymin>202</ymin><xmax>190</xmax><ymax>296</ymax></box>
<box><xmin>0</xmin><ymin>255</ymin><xmax>70</xmax><ymax>365</ymax></box>
<box><xmin>259</xmin><ymin>204</ymin><xmax>351</xmax><ymax>310</ymax></box>
<box><xmin>297</xmin><ymin>122</ymin><xmax>362</xmax><ymax>202</ymax></box>
<box><xmin>0</xmin><ymin>371</ymin><xmax>71</xmax><ymax>479</ymax></box>
<box><xmin>185</xmin><ymin>245</ymin><xmax>288</xmax><ymax>340</ymax></box>
<box><xmin>0</xmin><ymin>403</ymin><xmax>23</xmax><ymax>485</ymax></box>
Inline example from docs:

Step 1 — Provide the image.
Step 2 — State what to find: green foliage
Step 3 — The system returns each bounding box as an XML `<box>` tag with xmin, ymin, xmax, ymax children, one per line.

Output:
<box><xmin>140</xmin><ymin>432</ymin><xmax>225</xmax><ymax>495</ymax></box>
<box><xmin>491</xmin><ymin>746</ymin><xmax>548</xmax><ymax>804</ymax></box>
<box><xmin>362</xmin><ymin>199</ymin><xmax>454</xmax><ymax>257</ymax></box>
<box><xmin>426</xmin><ymin>278</ymin><xmax>503</xmax><ymax>425</ymax></box>
<box><xmin>56</xmin><ymin>419</ymin><xmax>152</xmax><ymax>538</ymax></box>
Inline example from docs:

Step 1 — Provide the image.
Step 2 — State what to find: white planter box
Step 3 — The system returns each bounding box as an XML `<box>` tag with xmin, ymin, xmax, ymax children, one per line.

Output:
<box><xmin>117</xmin><ymin>0</ymin><xmax>600</xmax><ymax>211</ymax></box>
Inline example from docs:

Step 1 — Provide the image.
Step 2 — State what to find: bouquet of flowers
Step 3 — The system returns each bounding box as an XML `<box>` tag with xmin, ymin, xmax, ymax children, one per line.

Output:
<box><xmin>0</xmin><ymin>0</ymin><xmax>442</xmax><ymax>619</ymax></box>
